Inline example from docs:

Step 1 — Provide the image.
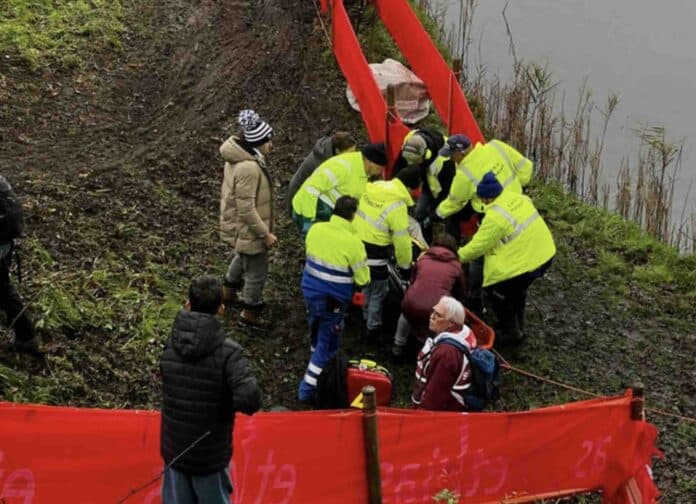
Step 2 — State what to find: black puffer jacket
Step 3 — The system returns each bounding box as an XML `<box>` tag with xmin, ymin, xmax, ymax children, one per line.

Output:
<box><xmin>160</xmin><ymin>310</ymin><xmax>261</xmax><ymax>475</ymax></box>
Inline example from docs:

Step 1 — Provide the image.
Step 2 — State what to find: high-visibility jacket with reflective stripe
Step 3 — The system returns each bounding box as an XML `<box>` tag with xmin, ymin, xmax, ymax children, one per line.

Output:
<box><xmin>302</xmin><ymin>215</ymin><xmax>370</xmax><ymax>301</ymax></box>
<box><xmin>402</xmin><ymin>129</ymin><xmax>450</xmax><ymax>198</ymax></box>
<box><xmin>437</xmin><ymin>139</ymin><xmax>533</xmax><ymax>217</ymax></box>
<box><xmin>458</xmin><ymin>190</ymin><xmax>555</xmax><ymax>287</ymax></box>
<box><xmin>353</xmin><ymin>178</ymin><xmax>414</xmax><ymax>269</ymax></box>
<box><xmin>292</xmin><ymin>151</ymin><xmax>368</xmax><ymax>220</ymax></box>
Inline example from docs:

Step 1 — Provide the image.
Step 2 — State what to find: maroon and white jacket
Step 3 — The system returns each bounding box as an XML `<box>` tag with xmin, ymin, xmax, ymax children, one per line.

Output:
<box><xmin>411</xmin><ymin>326</ymin><xmax>477</xmax><ymax>411</ymax></box>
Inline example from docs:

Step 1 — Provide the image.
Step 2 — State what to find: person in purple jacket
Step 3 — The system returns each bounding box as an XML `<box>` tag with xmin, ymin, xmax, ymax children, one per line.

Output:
<box><xmin>392</xmin><ymin>233</ymin><xmax>467</xmax><ymax>357</ymax></box>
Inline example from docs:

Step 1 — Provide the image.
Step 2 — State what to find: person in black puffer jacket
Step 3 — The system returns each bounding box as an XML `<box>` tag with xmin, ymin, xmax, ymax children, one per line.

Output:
<box><xmin>160</xmin><ymin>276</ymin><xmax>261</xmax><ymax>503</ymax></box>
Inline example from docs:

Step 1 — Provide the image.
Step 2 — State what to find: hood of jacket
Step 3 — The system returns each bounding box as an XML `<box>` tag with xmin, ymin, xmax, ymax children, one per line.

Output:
<box><xmin>220</xmin><ymin>136</ymin><xmax>265</xmax><ymax>166</ymax></box>
<box><xmin>170</xmin><ymin>310</ymin><xmax>225</xmax><ymax>359</ymax></box>
<box><xmin>312</xmin><ymin>135</ymin><xmax>335</xmax><ymax>159</ymax></box>
<box><xmin>424</xmin><ymin>246</ymin><xmax>458</xmax><ymax>263</ymax></box>
<box><xmin>363</xmin><ymin>178</ymin><xmax>414</xmax><ymax>207</ymax></box>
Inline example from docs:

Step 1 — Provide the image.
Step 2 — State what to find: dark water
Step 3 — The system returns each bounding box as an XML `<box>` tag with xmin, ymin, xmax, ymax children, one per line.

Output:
<box><xmin>434</xmin><ymin>0</ymin><xmax>695</xmax><ymax>230</ymax></box>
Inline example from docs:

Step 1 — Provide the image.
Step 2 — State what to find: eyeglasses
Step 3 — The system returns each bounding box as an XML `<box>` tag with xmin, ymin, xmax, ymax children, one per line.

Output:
<box><xmin>431</xmin><ymin>309</ymin><xmax>447</xmax><ymax>319</ymax></box>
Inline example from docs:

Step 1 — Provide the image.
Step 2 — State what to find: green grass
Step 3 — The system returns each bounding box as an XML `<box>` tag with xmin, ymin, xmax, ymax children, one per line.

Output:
<box><xmin>0</xmin><ymin>0</ymin><xmax>125</xmax><ymax>68</ymax></box>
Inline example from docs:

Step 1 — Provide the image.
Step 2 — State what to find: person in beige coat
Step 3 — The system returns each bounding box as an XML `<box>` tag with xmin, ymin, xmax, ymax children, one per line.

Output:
<box><xmin>220</xmin><ymin>109</ymin><xmax>277</xmax><ymax>325</ymax></box>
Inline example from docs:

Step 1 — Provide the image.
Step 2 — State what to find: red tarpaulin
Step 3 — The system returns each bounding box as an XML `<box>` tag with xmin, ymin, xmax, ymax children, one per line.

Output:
<box><xmin>0</xmin><ymin>393</ymin><xmax>659</xmax><ymax>503</ymax></box>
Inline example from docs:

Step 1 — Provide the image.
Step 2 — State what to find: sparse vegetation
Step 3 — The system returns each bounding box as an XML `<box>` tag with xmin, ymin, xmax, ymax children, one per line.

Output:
<box><xmin>0</xmin><ymin>0</ymin><xmax>125</xmax><ymax>68</ymax></box>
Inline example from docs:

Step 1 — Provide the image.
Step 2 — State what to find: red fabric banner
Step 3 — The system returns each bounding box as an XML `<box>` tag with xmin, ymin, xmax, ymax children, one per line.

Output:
<box><xmin>0</xmin><ymin>393</ymin><xmax>659</xmax><ymax>503</ymax></box>
<box><xmin>374</xmin><ymin>0</ymin><xmax>484</xmax><ymax>144</ymax></box>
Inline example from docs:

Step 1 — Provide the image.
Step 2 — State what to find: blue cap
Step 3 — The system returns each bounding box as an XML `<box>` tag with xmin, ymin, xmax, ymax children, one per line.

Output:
<box><xmin>476</xmin><ymin>171</ymin><xmax>503</xmax><ymax>199</ymax></box>
<box><xmin>438</xmin><ymin>134</ymin><xmax>472</xmax><ymax>157</ymax></box>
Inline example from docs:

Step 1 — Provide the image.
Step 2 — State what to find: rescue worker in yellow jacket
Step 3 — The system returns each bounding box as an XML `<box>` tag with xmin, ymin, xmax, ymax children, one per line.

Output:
<box><xmin>436</xmin><ymin>134</ymin><xmax>533</xmax><ymax>315</ymax></box>
<box><xmin>298</xmin><ymin>196</ymin><xmax>370</xmax><ymax>402</ymax></box>
<box><xmin>436</xmin><ymin>135</ymin><xmax>533</xmax><ymax>219</ymax></box>
<box><xmin>458</xmin><ymin>172</ymin><xmax>555</xmax><ymax>344</ymax></box>
<box><xmin>353</xmin><ymin>165</ymin><xmax>421</xmax><ymax>340</ymax></box>
<box><xmin>396</xmin><ymin>129</ymin><xmax>456</xmax><ymax>243</ymax></box>
<box><xmin>291</xmin><ymin>142</ymin><xmax>386</xmax><ymax>236</ymax></box>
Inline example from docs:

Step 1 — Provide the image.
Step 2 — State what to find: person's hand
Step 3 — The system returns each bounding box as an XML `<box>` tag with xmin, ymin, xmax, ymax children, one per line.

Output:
<box><xmin>264</xmin><ymin>233</ymin><xmax>278</xmax><ymax>247</ymax></box>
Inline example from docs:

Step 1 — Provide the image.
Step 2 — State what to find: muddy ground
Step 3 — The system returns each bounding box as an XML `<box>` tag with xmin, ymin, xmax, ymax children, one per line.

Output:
<box><xmin>0</xmin><ymin>0</ymin><xmax>694</xmax><ymax>501</ymax></box>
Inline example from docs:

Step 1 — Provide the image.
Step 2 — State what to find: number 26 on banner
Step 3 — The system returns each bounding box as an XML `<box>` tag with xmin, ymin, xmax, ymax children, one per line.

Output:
<box><xmin>574</xmin><ymin>436</ymin><xmax>612</xmax><ymax>478</ymax></box>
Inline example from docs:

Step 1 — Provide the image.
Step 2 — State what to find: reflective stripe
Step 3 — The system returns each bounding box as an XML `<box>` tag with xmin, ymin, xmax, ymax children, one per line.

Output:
<box><xmin>358</xmin><ymin>201</ymin><xmax>405</xmax><ymax>235</ymax></box>
<box><xmin>452</xmin><ymin>383</ymin><xmax>472</xmax><ymax>391</ymax></box>
<box><xmin>490</xmin><ymin>205</ymin><xmax>540</xmax><ymax>244</ymax></box>
<box><xmin>501</xmin><ymin>173</ymin><xmax>516</xmax><ymax>188</ymax></box>
<box><xmin>308</xmin><ymin>362</ymin><xmax>322</xmax><ymax>375</ymax></box>
<box><xmin>367</xmin><ymin>258</ymin><xmax>388</xmax><ymax>266</ymax></box>
<box><xmin>351</xmin><ymin>259</ymin><xmax>368</xmax><ymax>271</ymax></box>
<box><xmin>307</xmin><ymin>254</ymin><xmax>350</xmax><ymax>273</ymax></box>
<box><xmin>392</xmin><ymin>228</ymin><xmax>409</xmax><ymax>238</ymax></box>
<box><xmin>318</xmin><ymin>194</ymin><xmax>335</xmax><ymax>209</ymax></box>
<box><xmin>303</xmin><ymin>374</ymin><xmax>318</xmax><ymax>386</ymax></box>
<box><xmin>357</xmin><ymin>209</ymin><xmax>389</xmax><ymax>233</ymax></box>
<box><xmin>514</xmin><ymin>159</ymin><xmax>529</xmax><ymax>173</ymax></box>
<box><xmin>306</xmin><ymin>186</ymin><xmax>321</xmax><ymax>197</ymax></box>
<box><xmin>305</xmin><ymin>264</ymin><xmax>354</xmax><ymax>284</ymax></box>
<box><xmin>489</xmin><ymin>140</ymin><xmax>513</xmax><ymax>171</ymax></box>
<box><xmin>329</xmin><ymin>188</ymin><xmax>342</xmax><ymax>201</ymax></box>
<box><xmin>324</xmin><ymin>168</ymin><xmax>338</xmax><ymax>185</ymax></box>
<box><xmin>458</xmin><ymin>164</ymin><xmax>478</xmax><ymax>185</ymax></box>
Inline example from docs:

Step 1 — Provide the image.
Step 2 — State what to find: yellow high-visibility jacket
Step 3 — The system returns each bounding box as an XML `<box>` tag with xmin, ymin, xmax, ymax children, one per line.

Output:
<box><xmin>437</xmin><ymin>139</ymin><xmax>533</xmax><ymax>218</ymax></box>
<box><xmin>458</xmin><ymin>190</ymin><xmax>555</xmax><ymax>287</ymax></box>
<box><xmin>303</xmin><ymin>215</ymin><xmax>370</xmax><ymax>299</ymax></box>
<box><xmin>292</xmin><ymin>151</ymin><xmax>368</xmax><ymax>220</ymax></box>
<box><xmin>353</xmin><ymin>178</ymin><xmax>414</xmax><ymax>269</ymax></box>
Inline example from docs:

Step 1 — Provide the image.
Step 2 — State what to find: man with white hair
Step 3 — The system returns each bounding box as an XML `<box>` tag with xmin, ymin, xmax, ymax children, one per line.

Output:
<box><xmin>411</xmin><ymin>296</ymin><xmax>477</xmax><ymax>411</ymax></box>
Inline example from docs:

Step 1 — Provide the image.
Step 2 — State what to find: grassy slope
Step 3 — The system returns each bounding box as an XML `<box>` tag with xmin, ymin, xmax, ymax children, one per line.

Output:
<box><xmin>0</xmin><ymin>0</ymin><xmax>694</xmax><ymax>501</ymax></box>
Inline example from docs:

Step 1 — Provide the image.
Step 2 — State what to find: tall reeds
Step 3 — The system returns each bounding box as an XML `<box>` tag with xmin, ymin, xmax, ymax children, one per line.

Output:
<box><xmin>421</xmin><ymin>0</ymin><xmax>694</xmax><ymax>252</ymax></box>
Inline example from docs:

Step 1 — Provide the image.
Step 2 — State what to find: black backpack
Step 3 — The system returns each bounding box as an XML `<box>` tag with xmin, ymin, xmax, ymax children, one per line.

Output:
<box><xmin>314</xmin><ymin>351</ymin><xmax>349</xmax><ymax>409</ymax></box>
<box><xmin>0</xmin><ymin>176</ymin><xmax>25</xmax><ymax>243</ymax></box>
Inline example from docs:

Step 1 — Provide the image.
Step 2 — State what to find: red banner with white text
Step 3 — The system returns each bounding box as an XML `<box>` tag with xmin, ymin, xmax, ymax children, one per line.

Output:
<box><xmin>0</xmin><ymin>393</ymin><xmax>659</xmax><ymax>503</ymax></box>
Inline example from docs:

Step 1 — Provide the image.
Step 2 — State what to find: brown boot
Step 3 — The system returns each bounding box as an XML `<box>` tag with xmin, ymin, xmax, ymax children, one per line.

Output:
<box><xmin>239</xmin><ymin>303</ymin><xmax>267</xmax><ymax>327</ymax></box>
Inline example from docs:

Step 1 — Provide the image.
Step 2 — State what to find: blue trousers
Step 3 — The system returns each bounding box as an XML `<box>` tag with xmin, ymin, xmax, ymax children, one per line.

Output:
<box><xmin>298</xmin><ymin>292</ymin><xmax>346</xmax><ymax>402</ymax></box>
<box><xmin>162</xmin><ymin>466</ymin><xmax>232</xmax><ymax>504</ymax></box>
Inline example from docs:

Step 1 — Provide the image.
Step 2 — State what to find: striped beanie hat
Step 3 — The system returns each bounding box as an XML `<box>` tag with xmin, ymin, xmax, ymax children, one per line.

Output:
<box><xmin>238</xmin><ymin>109</ymin><xmax>273</xmax><ymax>146</ymax></box>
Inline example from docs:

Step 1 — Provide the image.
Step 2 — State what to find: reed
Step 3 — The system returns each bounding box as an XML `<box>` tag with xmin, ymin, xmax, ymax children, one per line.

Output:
<box><xmin>420</xmin><ymin>0</ymin><xmax>694</xmax><ymax>252</ymax></box>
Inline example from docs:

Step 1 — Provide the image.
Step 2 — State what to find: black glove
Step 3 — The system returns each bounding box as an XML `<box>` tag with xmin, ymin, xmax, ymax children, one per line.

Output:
<box><xmin>398</xmin><ymin>267</ymin><xmax>412</xmax><ymax>282</ymax></box>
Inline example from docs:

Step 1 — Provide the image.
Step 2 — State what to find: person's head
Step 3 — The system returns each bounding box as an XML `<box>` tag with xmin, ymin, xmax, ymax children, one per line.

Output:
<box><xmin>476</xmin><ymin>171</ymin><xmax>503</xmax><ymax>204</ymax></box>
<box><xmin>360</xmin><ymin>142</ymin><xmax>387</xmax><ymax>178</ymax></box>
<box><xmin>186</xmin><ymin>276</ymin><xmax>224</xmax><ymax>315</ymax></box>
<box><xmin>429</xmin><ymin>296</ymin><xmax>465</xmax><ymax>333</ymax></box>
<box><xmin>331</xmin><ymin>131</ymin><xmax>357</xmax><ymax>155</ymax></box>
<box><xmin>238</xmin><ymin>109</ymin><xmax>273</xmax><ymax>154</ymax></box>
<box><xmin>394</xmin><ymin>164</ymin><xmax>421</xmax><ymax>191</ymax></box>
<box><xmin>401</xmin><ymin>134</ymin><xmax>428</xmax><ymax>166</ymax></box>
<box><xmin>333</xmin><ymin>195</ymin><xmax>359</xmax><ymax>221</ymax></box>
<box><xmin>438</xmin><ymin>134</ymin><xmax>472</xmax><ymax>164</ymax></box>
<box><xmin>431</xmin><ymin>233</ymin><xmax>458</xmax><ymax>254</ymax></box>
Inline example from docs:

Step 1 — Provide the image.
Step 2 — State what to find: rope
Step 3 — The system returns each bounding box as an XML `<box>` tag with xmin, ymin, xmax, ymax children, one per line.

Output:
<box><xmin>310</xmin><ymin>0</ymin><xmax>332</xmax><ymax>47</ymax></box>
<box><xmin>492</xmin><ymin>349</ymin><xmax>696</xmax><ymax>424</ymax></box>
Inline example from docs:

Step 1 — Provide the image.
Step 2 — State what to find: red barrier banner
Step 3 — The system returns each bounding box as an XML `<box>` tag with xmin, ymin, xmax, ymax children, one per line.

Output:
<box><xmin>330</xmin><ymin>0</ymin><xmax>410</xmax><ymax>171</ymax></box>
<box><xmin>0</xmin><ymin>393</ymin><xmax>658</xmax><ymax>503</ymax></box>
<box><xmin>374</xmin><ymin>0</ymin><xmax>485</xmax><ymax>144</ymax></box>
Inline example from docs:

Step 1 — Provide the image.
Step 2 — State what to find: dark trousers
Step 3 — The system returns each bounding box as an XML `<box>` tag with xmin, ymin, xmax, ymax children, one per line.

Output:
<box><xmin>162</xmin><ymin>466</ymin><xmax>232</xmax><ymax>504</ymax></box>
<box><xmin>0</xmin><ymin>244</ymin><xmax>34</xmax><ymax>343</ymax></box>
<box><xmin>485</xmin><ymin>259</ymin><xmax>553</xmax><ymax>344</ymax></box>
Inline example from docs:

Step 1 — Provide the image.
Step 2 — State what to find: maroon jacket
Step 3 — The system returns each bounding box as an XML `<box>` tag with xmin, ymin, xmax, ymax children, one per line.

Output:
<box><xmin>401</xmin><ymin>246</ymin><xmax>467</xmax><ymax>341</ymax></box>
